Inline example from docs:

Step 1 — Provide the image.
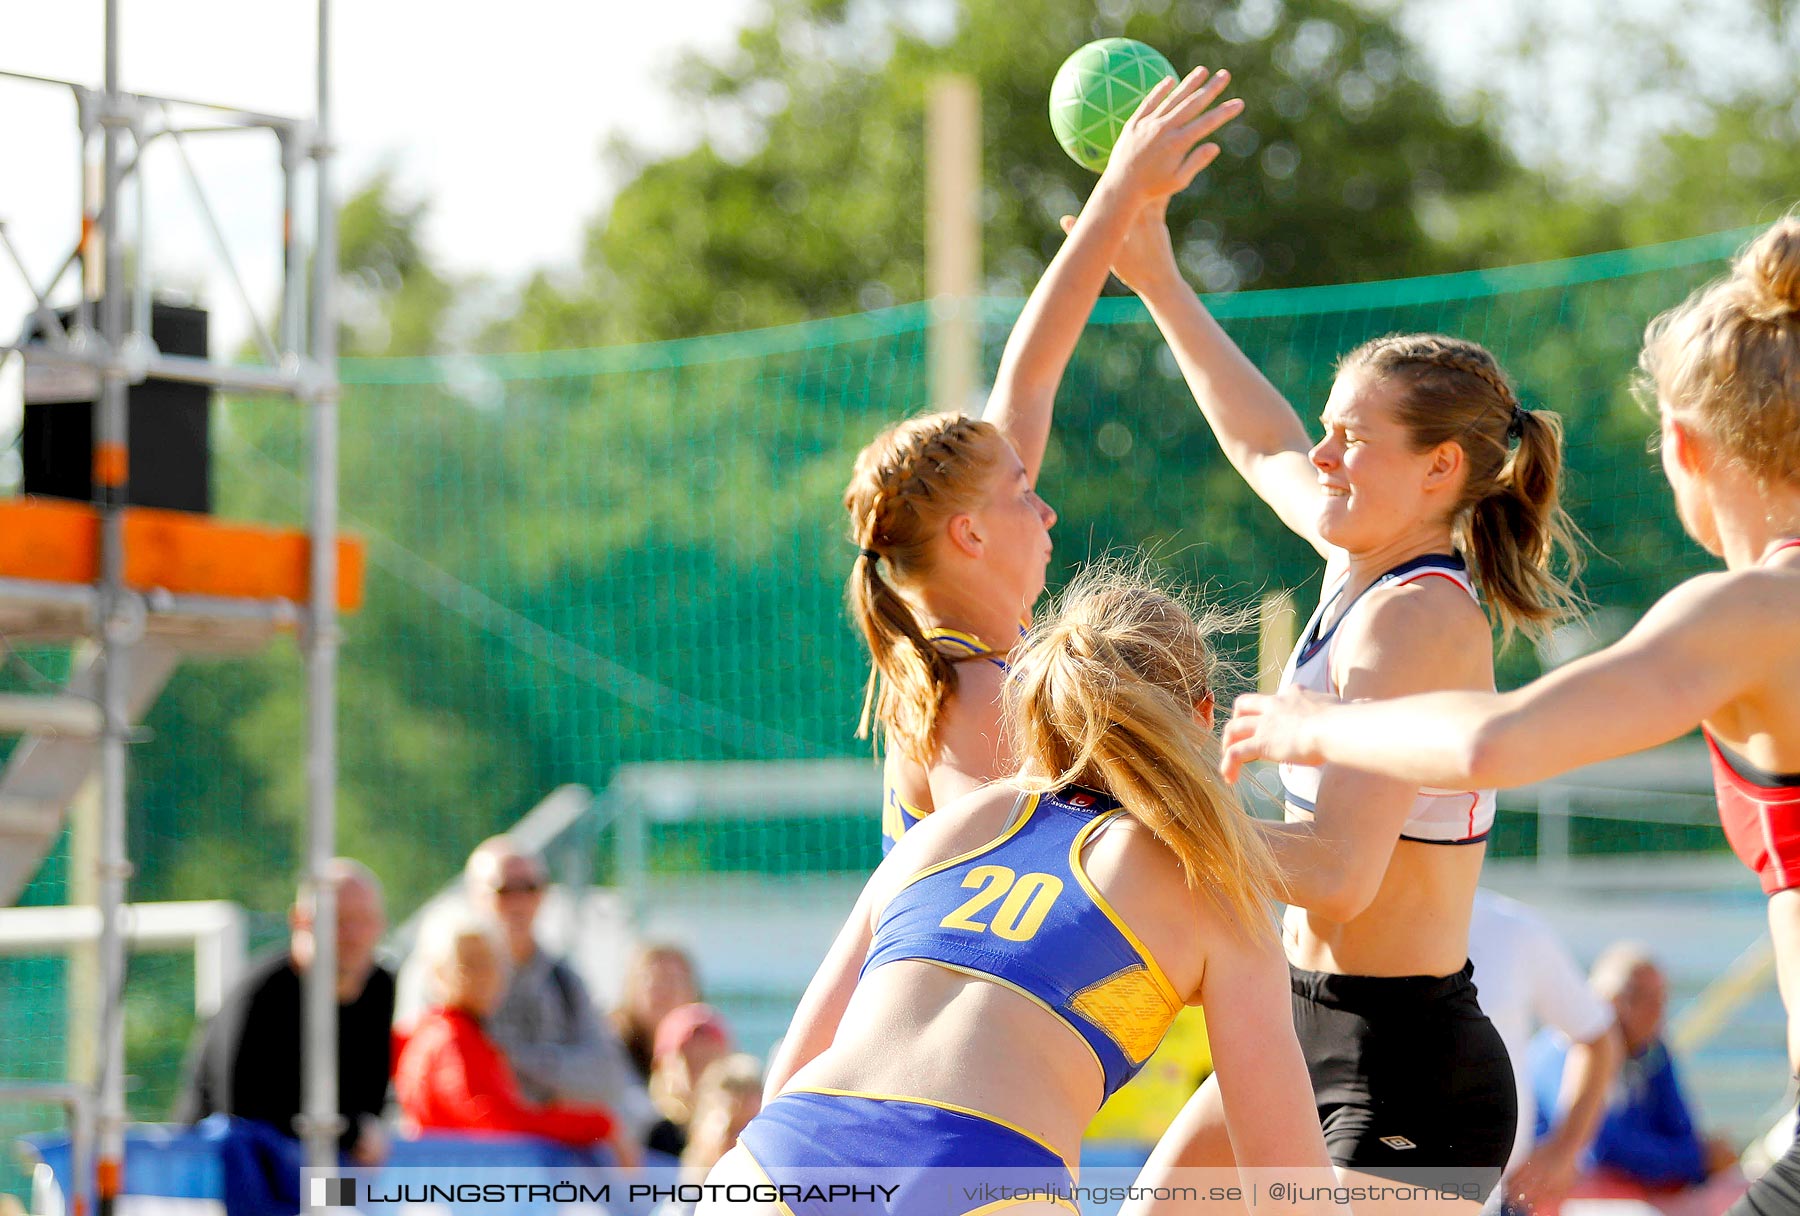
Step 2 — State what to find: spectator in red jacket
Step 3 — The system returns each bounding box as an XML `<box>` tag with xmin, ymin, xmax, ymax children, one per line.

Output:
<box><xmin>395</xmin><ymin>910</ymin><xmax>634</xmax><ymax>1162</ymax></box>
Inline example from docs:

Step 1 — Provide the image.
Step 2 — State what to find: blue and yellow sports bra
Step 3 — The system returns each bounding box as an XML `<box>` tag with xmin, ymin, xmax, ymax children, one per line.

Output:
<box><xmin>880</xmin><ymin>629</ymin><xmax>1011</xmax><ymax>854</ymax></box>
<box><xmin>861</xmin><ymin>785</ymin><xmax>1185</xmax><ymax>1101</ymax></box>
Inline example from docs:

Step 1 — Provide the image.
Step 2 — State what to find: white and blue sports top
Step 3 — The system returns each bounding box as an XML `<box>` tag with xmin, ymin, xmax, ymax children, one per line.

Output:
<box><xmin>1278</xmin><ymin>552</ymin><xmax>1497</xmax><ymax>845</ymax></box>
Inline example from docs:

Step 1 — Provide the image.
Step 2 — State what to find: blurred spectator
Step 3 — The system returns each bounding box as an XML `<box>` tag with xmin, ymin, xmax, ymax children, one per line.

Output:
<box><xmin>1531</xmin><ymin>943</ymin><xmax>1747</xmax><ymax>1216</ymax></box>
<box><xmin>681</xmin><ymin>1054</ymin><xmax>762</xmax><ymax>1171</ymax></box>
<box><xmin>646</xmin><ymin>1003</ymin><xmax>734</xmax><ymax>1157</ymax></box>
<box><xmin>1468</xmin><ymin>888</ymin><xmax>1623</xmax><ymax>1214</ymax></box>
<box><xmin>462</xmin><ymin>836</ymin><xmax>657</xmax><ymax>1142</ymax></box>
<box><xmin>394</xmin><ymin>909</ymin><xmax>634</xmax><ymax>1162</ymax></box>
<box><xmin>175</xmin><ymin>858</ymin><xmax>393</xmax><ymax>1164</ymax></box>
<box><xmin>614</xmin><ymin>943</ymin><xmax>700</xmax><ymax>1082</ymax></box>
<box><xmin>654</xmin><ymin>1054</ymin><xmax>764</xmax><ymax>1216</ymax></box>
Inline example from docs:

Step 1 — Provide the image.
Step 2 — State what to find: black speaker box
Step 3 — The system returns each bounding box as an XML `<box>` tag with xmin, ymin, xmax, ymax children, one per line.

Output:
<box><xmin>21</xmin><ymin>300</ymin><xmax>212</xmax><ymax>514</ymax></box>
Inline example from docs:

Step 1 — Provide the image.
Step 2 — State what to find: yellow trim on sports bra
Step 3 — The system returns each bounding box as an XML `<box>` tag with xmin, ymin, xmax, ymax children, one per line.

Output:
<box><xmin>891</xmin><ymin>789</ymin><xmax>929</xmax><ymax>822</ymax></box>
<box><xmin>736</xmin><ymin>1144</ymin><xmax>800</xmax><ymax>1216</ymax></box>
<box><xmin>786</xmin><ymin>1086</ymin><xmax>1076</xmax><ymax>1174</ymax></box>
<box><xmin>891</xmin><ymin>790</ymin><xmax>1042</xmax><ymax>893</ymax></box>
<box><xmin>1066</xmin><ymin>811</ymin><xmax>1187</xmax><ymax>1012</ymax></box>
<box><xmin>928</xmin><ymin>626</ymin><xmax>1010</xmax><ymax>670</ymax></box>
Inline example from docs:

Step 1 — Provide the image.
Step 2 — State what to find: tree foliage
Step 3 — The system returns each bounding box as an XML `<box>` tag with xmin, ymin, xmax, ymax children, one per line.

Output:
<box><xmin>336</xmin><ymin>168</ymin><xmax>457</xmax><ymax>357</ymax></box>
<box><xmin>1416</xmin><ymin>0</ymin><xmax>1800</xmax><ymax>264</ymax></box>
<box><xmin>518</xmin><ymin>0</ymin><xmax>1523</xmax><ymax>344</ymax></box>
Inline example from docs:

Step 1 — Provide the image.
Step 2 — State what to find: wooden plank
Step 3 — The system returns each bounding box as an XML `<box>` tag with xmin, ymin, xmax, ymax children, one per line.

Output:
<box><xmin>0</xmin><ymin>497</ymin><xmax>364</xmax><ymax>610</ymax></box>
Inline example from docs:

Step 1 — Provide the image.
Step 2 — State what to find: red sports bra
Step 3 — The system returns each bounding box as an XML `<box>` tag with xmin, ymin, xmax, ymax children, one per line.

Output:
<box><xmin>1706</xmin><ymin>538</ymin><xmax>1800</xmax><ymax>896</ymax></box>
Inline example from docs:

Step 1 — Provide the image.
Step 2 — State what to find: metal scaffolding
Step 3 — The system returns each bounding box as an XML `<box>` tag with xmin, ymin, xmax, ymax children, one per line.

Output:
<box><xmin>0</xmin><ymin>0</ymin><xmax>343</xmax><ymax>1203</ymax></box>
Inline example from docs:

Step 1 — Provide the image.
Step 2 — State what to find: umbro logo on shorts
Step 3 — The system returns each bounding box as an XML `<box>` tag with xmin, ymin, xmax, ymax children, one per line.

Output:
<box><xmin>1379</xmin><ymin>1135</ymin><xmax>1417</xmax><ymax>1150</ymax></box>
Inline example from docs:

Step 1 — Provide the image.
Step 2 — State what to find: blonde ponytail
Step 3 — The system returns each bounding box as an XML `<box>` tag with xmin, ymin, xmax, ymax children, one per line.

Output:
<box><xmin>1005</xmin><ymin>562</ymin><xmax>1280</xmax><ymax>934</ymax></box>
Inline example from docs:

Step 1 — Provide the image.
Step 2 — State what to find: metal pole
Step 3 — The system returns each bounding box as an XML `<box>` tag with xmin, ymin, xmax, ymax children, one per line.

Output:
<box><xmin>925</xmin><ymin>76</ymin><xmax>980</xmax><ymax>416</ymax></box>
<box><xmin>1258</xmin><ymin>590</ymin><xmax>1297</xmax><ymax>694</ymax></box>
<box><xmin>1538</xmin><ymin>784</ymin><xmax>1572</xmax><ymax>876</ymax></box>
<box><xmin>77</xmin><ymin>88</ymin><xmax>98</xmax><ymax>330</ymax></box>
<box><xmin>280</xmin><ymin>128</ymin><xmax>304</xmax><ymax>361</ymax></box>
<box><xmin>93</xmin><ymin>3</ymin><xmax>133</xmax><ymax>1214</ymax></box>
<box><xmin>66</xmin><ymin>774</ymin><xmax>99</xmax><ymax>1216</ymax></box>
<box><xmin>620</xmin><ymin>795</ymin><xmax>646</xmax><ymax>935</ymax></box>
<box><xmin>299</xmin><ymin>0</ymin><xmax>344</xmax><ymax>1174</ymax></box>
<box><xmin>131</xmin><ymin>118</ymin><xmax>149</xmax><ymax>351</ymax></box>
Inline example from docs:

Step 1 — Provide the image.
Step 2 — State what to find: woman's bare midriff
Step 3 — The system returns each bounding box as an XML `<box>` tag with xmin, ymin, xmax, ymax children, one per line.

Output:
<box><xmin>1285</xmin><ymin>837</ymin><xmax>1486</xmax><ymax>978</ymax></box>
<box><xmin>780</xmin><ymin>959</ymin><xmax>1104</xmax><ymax>1166</ymax></box>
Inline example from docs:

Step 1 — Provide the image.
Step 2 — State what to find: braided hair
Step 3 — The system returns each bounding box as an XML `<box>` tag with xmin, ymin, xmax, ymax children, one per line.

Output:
<box><xmin>1339</xmin><ymin>334</ymin><xmax>1584</xmax><ymax>642</ymax></box>
<box><xmin>844</xmin><ymin>412</ymin><xmax>1010</xmax><ymax>763</ymax></box>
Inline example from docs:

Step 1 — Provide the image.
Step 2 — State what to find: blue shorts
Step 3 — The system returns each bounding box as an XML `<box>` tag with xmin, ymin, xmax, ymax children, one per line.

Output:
<box><xmin>736</xmin><ymin>1088</ymin><xmax>1077</xmax><ymax>1214</ymax></box>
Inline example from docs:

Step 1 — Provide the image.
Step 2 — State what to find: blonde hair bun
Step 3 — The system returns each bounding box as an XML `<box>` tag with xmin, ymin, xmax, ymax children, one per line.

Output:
<box><xmin>1741</xmin><ymin>217</ymin><xmax>1800</xmax><ymax>320</ymax></box>
<box><xmin>1640</xmin><ymin>215</ymin><xmax>1800</xmax><ymax>487</ymax></box>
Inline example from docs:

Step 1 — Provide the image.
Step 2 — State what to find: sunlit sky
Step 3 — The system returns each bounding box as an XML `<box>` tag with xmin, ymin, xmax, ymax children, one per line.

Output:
<box><xmin>0</xmin><ymin>0</ymin><xmax>752</xmax><ymax>361</ymax></box>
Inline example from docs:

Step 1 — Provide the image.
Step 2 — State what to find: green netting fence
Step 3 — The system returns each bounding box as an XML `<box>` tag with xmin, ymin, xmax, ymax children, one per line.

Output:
<box><xmin>0</xmin><ymin>225</ymin><xmax>1766</xmax><ymax>1188</ymax></box>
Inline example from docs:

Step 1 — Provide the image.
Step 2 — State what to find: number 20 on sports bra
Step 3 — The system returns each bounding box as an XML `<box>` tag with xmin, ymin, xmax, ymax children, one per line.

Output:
<box><xmin>938</xmin><ymin>866</ymin><xmax>1064</xmax><ymax>942</ymax></box>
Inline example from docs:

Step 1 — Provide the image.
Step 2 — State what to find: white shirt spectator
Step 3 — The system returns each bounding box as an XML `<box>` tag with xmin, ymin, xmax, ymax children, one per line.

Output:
<box><xmin>1468</xmin><ymin>887</ymin><xmax>1616</xmax><ymax>1176</ymax></box>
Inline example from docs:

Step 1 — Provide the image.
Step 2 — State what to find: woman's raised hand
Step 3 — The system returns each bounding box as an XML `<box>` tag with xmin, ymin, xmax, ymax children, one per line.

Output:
<box><xmin>1098</xmin><ymin>66</ymin><xmax>1242</xmax><ymax>207</ymax></box>
<box><xmin>1219</xmin><ymin>687</ymin><xmax>1339</xmax><ymax>783</ymax></box>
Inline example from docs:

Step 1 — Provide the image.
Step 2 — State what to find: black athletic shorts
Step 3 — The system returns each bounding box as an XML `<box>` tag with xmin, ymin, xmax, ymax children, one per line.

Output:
<box><xmin>1728</xmin><ymin>1121</ymin><xmax>1800</xmax><ymax>1216</ymax></box>
<box><xmin>1292</xmin><ymin>959</ymin><xmax>1517</xmax><ymax>1201</ymax></box>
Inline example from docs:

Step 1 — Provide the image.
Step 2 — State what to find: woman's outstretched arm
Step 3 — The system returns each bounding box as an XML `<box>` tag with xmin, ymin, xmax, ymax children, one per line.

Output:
<box><xmin>1222</xmin><ymin>569</ymin><xmax>1790</xmax><ymax>788</ymax></box>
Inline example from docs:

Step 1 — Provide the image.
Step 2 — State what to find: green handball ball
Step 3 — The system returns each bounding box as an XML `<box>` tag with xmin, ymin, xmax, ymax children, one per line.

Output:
<box><xmin>1049</xmin><ymin>38</ymin><xmax>1179</xmax><ymax>173</ymax></box>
